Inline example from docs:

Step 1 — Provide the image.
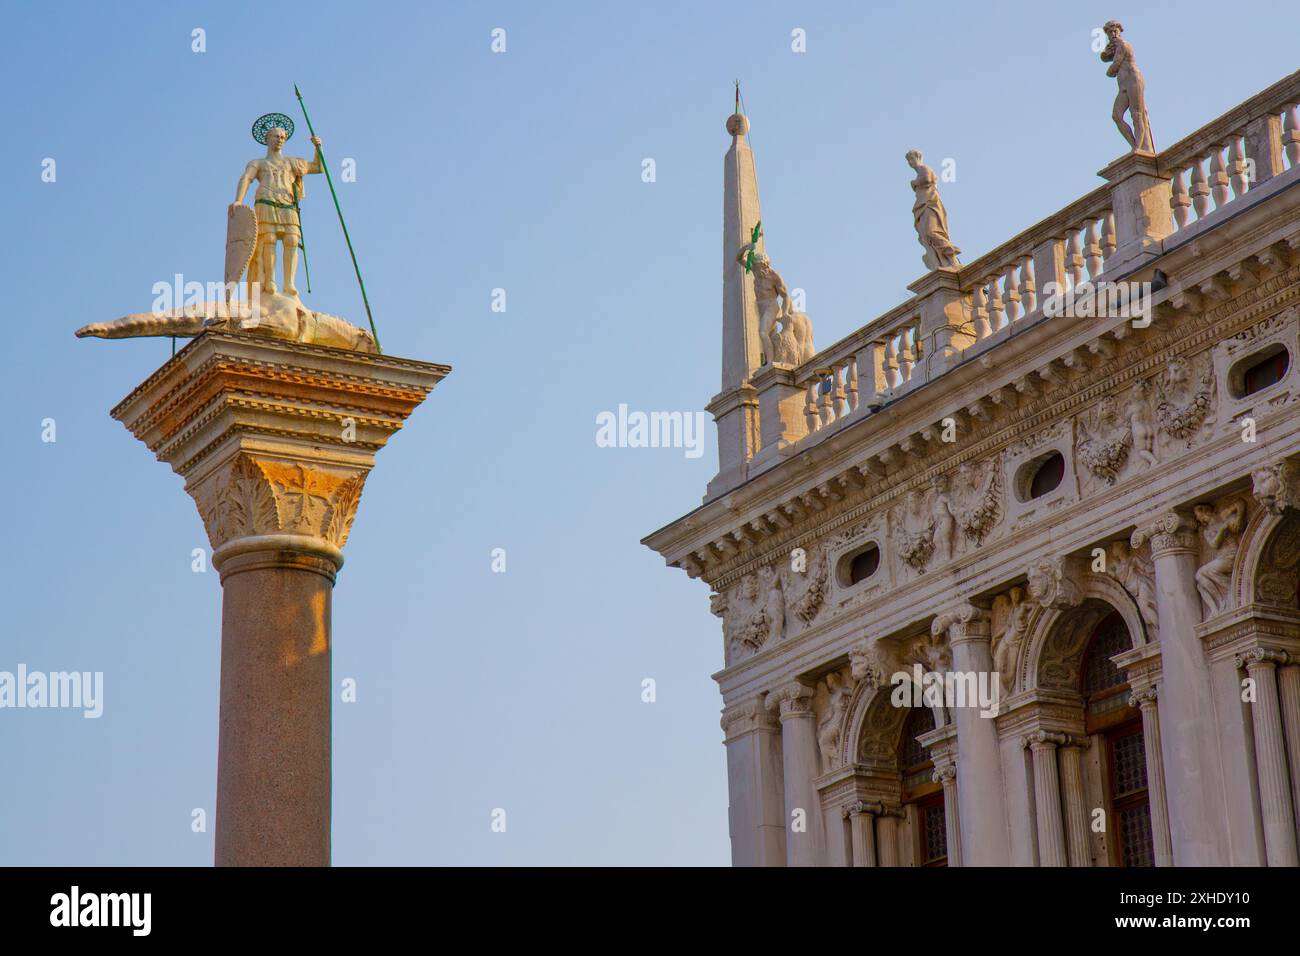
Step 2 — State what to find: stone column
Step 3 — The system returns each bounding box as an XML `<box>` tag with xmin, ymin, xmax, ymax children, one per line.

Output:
<box><xmin>1128</xmin><ymin>686</ymin><xmax>1174</xmax><ymax>866</ymax></box>
<box><xmin>112</xmin><ymin>333</ymin><xmax>448</xmax><ymax>866</ymax></box>
<box><xmin>935</xmin><ymin>603</ymin><xmax>1010</xmax><ymax>865</ymax></box>
<box><xmin>875</xmin><ymin>807</ymin><xmax>902</xmax><ymax>867</ymax></box>
<box><xmin>932</xmin><ymin>763</ymin><xmax>962</xmax><ymax>867</ymax></box>
<box><xmin>721</xmin><ymin>698</ymin><xmax>786</xmax><ymax>866</ymax></box>
<box><xmin>1057</xmin><ymin>735</ymin><xmax>1092</xmax><ymax>867</ymax></box>
<box><xmin>845</xmin><ymin>801</ymin><xmax>878</xmax><ymax>867</ymax></box>
<box><xmin>767</xmin><ymin>682</ymin><xmax>822</xmax><ymax>866</ymax></box>
<box><xmin>1132</xmin><ymin>511</ymin><xmax>1228</xmax><ymax>865</ymax></box>
<box><xmin>1278</xmin><ymin>663</ymin><xmax>1300</xmax><ymax>851</ymax></box>
<box><xmin>1237</xmin><ymin>649</ymin><xmax>1299</xmax><ymax>866</ymax></box>
<box><xmin>1026</xmin><ymin>731</ymin><xmax>1068</xmax><ymax>866</ymax></box>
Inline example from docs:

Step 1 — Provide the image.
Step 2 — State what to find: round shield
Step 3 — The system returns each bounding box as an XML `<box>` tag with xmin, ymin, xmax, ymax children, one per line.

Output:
<box><xmin>252</xmin><ymin>112</ymin><xmax>295</xmax><ymax>145</ymax></box>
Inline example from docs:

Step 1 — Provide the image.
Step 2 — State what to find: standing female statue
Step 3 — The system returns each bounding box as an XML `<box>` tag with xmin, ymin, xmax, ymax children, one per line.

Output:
<box><xmin>906</xmin><ymin>149</ymin><xmax>961</xmax><ymax>271</ymax></box>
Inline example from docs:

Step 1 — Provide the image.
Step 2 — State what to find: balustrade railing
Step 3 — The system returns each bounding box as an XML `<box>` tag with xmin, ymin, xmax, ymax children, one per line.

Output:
<box><xmin>769</xmin><ymin>70</ymin><xmax>1300</xmax><ymax>449</ymax></box>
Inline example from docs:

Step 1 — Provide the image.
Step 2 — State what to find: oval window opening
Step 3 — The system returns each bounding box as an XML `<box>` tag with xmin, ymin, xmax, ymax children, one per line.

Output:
<box><xmin>1029</xmin><ymin>452</ymin><xmax>1065</xmax><ymax>499</ymax></box>
<box><xmin>848</xmin><ymin>545</ymin><xmax>880</xmax><ymax>584</ymax></box>
<box><xmin>1237</xmin><ymin>345</ymin><xmax>1290</xmax><ymax>397</ymax></box>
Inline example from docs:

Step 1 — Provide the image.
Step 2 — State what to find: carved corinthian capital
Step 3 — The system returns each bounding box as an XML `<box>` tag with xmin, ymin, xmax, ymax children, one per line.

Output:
<box><xmin>188</xmin><ymin>453</ymin><xmax>367</xmax><ymax>563</ymax></box>
<box><xmin>1252</xmin><ymin>458</ymin><xmax>1300</xmax><ymax>516</ymax></box>
<box><xmin>1026</xmin><ymin>555</ymin><xmax>1084</xmax><ymax>609</ymax></box>
<box><xmin>765</xmin><ymin>681</ymin><xmax>815</xmax><ymax>718</ymax></box>
<box><xmin>1131</xmin><ymin>509</ymin><xmax>1198</xmax><ymax>556</ymax></box>
<box><xmin>931</xmin><ymin>601</ymin><xmax>990</xmax><ymax>645</ymax></box>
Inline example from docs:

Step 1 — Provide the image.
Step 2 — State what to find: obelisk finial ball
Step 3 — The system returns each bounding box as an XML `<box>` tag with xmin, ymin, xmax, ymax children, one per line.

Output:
<box><xmin>726</xmin><ymin>113</ymin><xmax>749</xmax><ymax>138</ymax></box>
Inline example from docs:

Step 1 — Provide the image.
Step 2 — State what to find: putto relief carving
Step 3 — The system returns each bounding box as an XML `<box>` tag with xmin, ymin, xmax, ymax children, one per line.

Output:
<box><xmin>1194</xmin><ymin>498</ymin><xmax>1247</xmax><ymax>616</ymax></box>
<box><xmin>891</xmin><ymin>488</ymin><xmax>936</xmax><ymax>574</ymax></box>
<box><xmin>1076</xmin><ymin>393</ymin><xmax>1134</xmax><ymax>487</ymax></box>
<box><xmin>951</xmin><ymin>457</ymin><xmax>1002</xmax><ymax>544</ymax></box>
<box><xmin>717</xmin><ymin>565</ymin><xmax>786</xmax><ymax>662</ymax></box>
<box><xmin>888</xmin><ymin>458</ymin><xmax>1004</xmax><ymax>578</ymax></box>
<box><xmin>788</xmin><ymin>546</ymin><xmax>829</xmax><ymax>626</ymax></box>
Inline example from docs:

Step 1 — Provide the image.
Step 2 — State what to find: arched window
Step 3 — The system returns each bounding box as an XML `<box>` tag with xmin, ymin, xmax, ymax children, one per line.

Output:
<box><xmin>1081</xmin><ymin>612</ymin><xmax>1153</xmax><ymax>867</ymax></box>
<box><xmin>899</xmin><ymin>706</ymin><xmax>946</xmax><ymax>866</ymax></box>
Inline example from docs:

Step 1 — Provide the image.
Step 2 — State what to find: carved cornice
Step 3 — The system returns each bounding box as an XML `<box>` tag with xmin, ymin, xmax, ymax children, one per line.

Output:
<box><xmin>654</xmin><ymin>259</ymin><xmax>1300</xmax><ymax>590</ymax></box>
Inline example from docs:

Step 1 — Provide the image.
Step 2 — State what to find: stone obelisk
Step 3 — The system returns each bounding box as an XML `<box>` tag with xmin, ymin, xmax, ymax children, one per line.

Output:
<box><xmin>706</xmin><ymin>108</ymin><xmax>764</xmax><ymax>500</ymax></box>
<box><xmin>112</xmin><ymin>332</ymin><xmax>449</xmax><ymax>865</ymax></box>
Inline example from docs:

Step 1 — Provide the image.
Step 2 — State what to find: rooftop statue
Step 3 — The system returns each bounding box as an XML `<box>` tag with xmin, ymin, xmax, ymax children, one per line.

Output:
<box><xmin>736</xmin><ymin>229</ymin><xmax>815</xmax><ymax>367</ymax></box>
<box><xmin>77</xmin><ymin>94</ymin><xmax>381</xmax><ymax>353</ymax></box>
<box><xmin>906</xmin><ymin>149</ymin><xmax>961</xmax><ymax>271</ymax></box>
<box><xmin>1100</xmin><ymin>20</ymin><xmax>1154</xmax><ymax>153</ymax></box>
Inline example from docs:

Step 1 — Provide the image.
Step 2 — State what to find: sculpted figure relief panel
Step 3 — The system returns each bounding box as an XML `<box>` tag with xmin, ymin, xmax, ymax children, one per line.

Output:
<box><xmin>1074</xmin><ymin>351</ymin><xmax>1216</xmax><ymax>496</ymax></box>
<box><xmin>713</xmin><ymin>544</ymin><xmax>832</xmax><ymax>664</ymax></box>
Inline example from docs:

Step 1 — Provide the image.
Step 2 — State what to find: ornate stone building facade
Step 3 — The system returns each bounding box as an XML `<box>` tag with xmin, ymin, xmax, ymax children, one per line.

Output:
<box><xmin>643</xmin><ymin>68</ymin><xmax>1300</xmax><ymax>866</ymax></box>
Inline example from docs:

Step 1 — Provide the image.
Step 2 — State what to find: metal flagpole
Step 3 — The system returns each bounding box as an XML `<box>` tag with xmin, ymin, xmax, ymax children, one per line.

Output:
<box><xmin>293</xmin><ymin>84</ymin><xmax>382</xmax><ymax>353</ymax></box>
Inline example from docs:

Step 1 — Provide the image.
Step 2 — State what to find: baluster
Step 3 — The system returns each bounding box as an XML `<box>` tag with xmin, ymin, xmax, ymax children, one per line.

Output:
<box><xmin>897</xmin><ymin>327</ymin><xmax>915</xmax><ymax>384</ymax></box>
<box><xmin>1189</xmin><ymin>157</ymin><xmax>1211</xmax><ymax>219</ymax></box>
<box><xmin>1018</xmin><ymin>255</ymin><xmax>1036</xmax><ymax>315</ymax></box>
<box><xmin>1065</xmin><ymin>230</ymin><xmax>1084</xmax><ymax>289</ymax></box>
<box><xmin>1002</xmin><ymin>264</ymin><xmax>1021</xmax><ymax>323</ymax></box>
<box><xmin>1229</xmin><ymin>136</ymin><xmax>1250</xmax><ymax>198</ymax></box>
<box><xmin>971</xmin><ymin>283</ymin><xmax>990</xmax><ymax>338</ymax></box>
<box><xmin>831</xmin><ymin>365</ymin><xmax>846</xmax><ymax>420</ymax></box>
<box><xmin>1101</xmin><ymin>211</ymin><xmax>1117</xmax><ymax>263</ymax></box>
<box><xmin>1170</xmin><ymin>167</ymin><xmax>1191</xmax><ymax>229</ymax></box>
<box><xmin>883</xmin><ymin>335</ymin><xmax>899</xmax><ymax>390</ymax></box>
<box><xmin>819</xmin><ymin>372</ymin><xmax>834</xmax><ymax>426</ymax></box>
<box><xmin>911</xmin><ymin>319</ymin><xmax>924</xmax><ymax>366</ymax></box>
<box><xmin>845</xmin><ymin>356</ymin><xmax>859</xmax><ymax>412</ymax></box>
<box><xmin>1084</xmin><ymin>219</ymin><xmax>1102</xmax><ymax>280</ymax></box>
<box><xmin>1285</xmin><ymin>105</ymin><xmax>1300</xmax><ymax>168</ymax></box>
<box><xmin>805</xmin><ymin>382</ymin><xmax>820</xmax><ymax>433</ymax></box>
<box><xmin>1209</xmin><ymin>145</ymin><xmax>1230</xmax><ymax>209</ymax></box>
<box><xmin>986</xmin><ymin>275</ymin><xmax>1004</xmax><ymax>331</ymax></box>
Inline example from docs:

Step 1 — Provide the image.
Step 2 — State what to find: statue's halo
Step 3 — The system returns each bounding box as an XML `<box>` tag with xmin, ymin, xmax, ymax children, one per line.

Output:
<box><xmin>251</xmin><ymin>112</ymin><xmax>295</xmax><ymax>145</ymax></box>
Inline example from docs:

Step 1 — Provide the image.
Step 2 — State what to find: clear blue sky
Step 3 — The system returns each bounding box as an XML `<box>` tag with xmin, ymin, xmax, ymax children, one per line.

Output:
<box><xmin>0</xmin><ymin>1</ymin><xmax>1295</xmax><ymax>865</ymax></box>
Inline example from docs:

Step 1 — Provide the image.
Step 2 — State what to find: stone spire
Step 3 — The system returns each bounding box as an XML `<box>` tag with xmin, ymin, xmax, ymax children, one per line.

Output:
<box><xmin>705</xmin><ymin>105</ymin><xmax>764</xmax><ymax>501</ymax></box>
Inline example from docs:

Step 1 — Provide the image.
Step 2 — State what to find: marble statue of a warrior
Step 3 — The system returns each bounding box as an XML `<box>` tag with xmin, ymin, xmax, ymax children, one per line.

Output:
<box><xmin>232</xmin><ymin>125</ymin><xmax>324</xmax><ymax>298</ymax></box>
